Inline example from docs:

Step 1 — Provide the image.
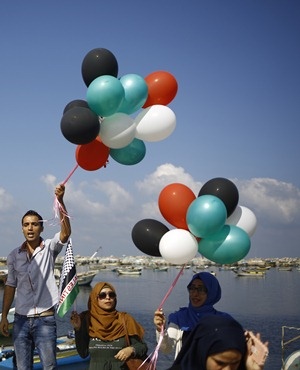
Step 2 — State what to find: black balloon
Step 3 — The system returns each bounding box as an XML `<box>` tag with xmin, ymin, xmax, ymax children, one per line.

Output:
<box><xmin>60</xmin><ymin>107</ymin><xmax>100</xmax><ymax>145</ymax></box>
<box><xmin>81</xmin><ymin>48</ymin><xmax>118</xmax><ymax>87</ymax></box>
<box><xmin>63</xmin><ymin>99</ymin><xmax>89</xmax><ymax>114</ymax></box>
<box><xmin>198</xmin><ymin>177</ymin><xmax>239</xmax><ymax>217</ymax></box>
<box><xmin>131</xmin><ymin>219</ymin><xmax>169</xmax><ymax>257</ymax></box>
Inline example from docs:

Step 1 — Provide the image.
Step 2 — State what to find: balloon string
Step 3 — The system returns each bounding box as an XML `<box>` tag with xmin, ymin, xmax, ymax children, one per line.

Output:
<box><xmin>145</xmin><ymin>265</ymin><xmax>185</xmax><ymax>370</ymax></box>
<box><xmin>157</xmin><ymin>264</ymin><xmax>185</xmax><ymax>310</ymax></box>
<box><xmin>62</xmin><ymin>164</ymin><xmax>79</xmax><ymax>185</ymax></box>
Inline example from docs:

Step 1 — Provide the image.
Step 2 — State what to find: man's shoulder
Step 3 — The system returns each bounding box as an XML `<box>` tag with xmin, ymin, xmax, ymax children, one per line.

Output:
<box><xmin>7</xmin><ymin>245</ymin><xmax>23</xmax><ymax>258</ymax></box>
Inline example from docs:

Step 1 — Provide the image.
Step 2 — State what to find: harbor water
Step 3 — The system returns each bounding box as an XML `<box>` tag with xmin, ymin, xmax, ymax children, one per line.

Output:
<box><xmin>1</xmin><ymin>266</ymin><xmax>300</xmax><ymax>369</ymax></box>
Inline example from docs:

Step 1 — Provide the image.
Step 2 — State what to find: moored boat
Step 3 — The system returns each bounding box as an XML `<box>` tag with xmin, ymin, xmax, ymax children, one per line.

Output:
<box><xmin>0</xmin><ymin>269</ymin><xmax>8</xmax><ymax>285</ymax></box>
<box><xmin>0</xmin><ymin>334</ymin><xmax>89</xmax><ymax>368</ymax></box>
<box><xmin>233</xmin><ymin>269</ymin><xmax>266</xmax><ymax>277</ymax></box>
<box><xmin>281</xmin><ymin>325</ymin><xmax>300</xmax><ymax>370</ymax></box>
<box><xmin>153</xmin><ymin>266</ymin><xmax>168</xmax><ymax>272</ymax></box>
<box><xmin>278</xmin><ymin>266</ymin><xmax>293</xmax><ymax>271</ymax></box>
<box><xmin>116</xmin><ymin>267</ymin><xmax>142</xmax><ymax>276</ymax></box>
<box><xmin>77</xmin><ymin>270</ymin><xmax>99</xmax><ymax>286</ymax></box>
<box><xmin>55</xmin><ymin>269</ymin><xmax>99</xmax><ymax>287</ymax></box>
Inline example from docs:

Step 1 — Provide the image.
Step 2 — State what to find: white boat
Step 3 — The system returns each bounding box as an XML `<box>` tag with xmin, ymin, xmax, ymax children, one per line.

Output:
<box><xmin>77</xmin><ymin>270</ymin><xmax>99</xmax><ymax>286</ymax></box>
<box><xmin>116</xmin><ymin>267</ymin><xmax>142</xmax><ymax>276</ymax></box>
<box><xmin>233</xmin><ymin>269</ymin><xmax>265</xmax><ymax>277</ymax></box>
<box><xmin>55</xmin><ymin>269</ymin><xmax>98</xmax><ymax>286</ymax></box>
<box><xmin>153</xmin><ymin>266</ymin><xmax>168</xmax><ymax>272</ymax></box>
<box><xmin>0</xmin><ymin>334</ymin><xmax>89</xmax><ymax>368</ymax></box>
<box><xmin>281</xmin><ymin>326</ymin><xmax>300</xmax><ymax>370</ymax></box>
<box><xmin>0</xmin><ymin>269</ymin><xmax>8</xmax><ymax>285</ymax></box>
<box><xmin>278</xmin><ymin>266</ymin><xmax>293</xmax><ymax>271</ymax></box>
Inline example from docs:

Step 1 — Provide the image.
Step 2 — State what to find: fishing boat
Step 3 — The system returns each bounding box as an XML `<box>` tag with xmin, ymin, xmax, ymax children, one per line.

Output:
<box><xmin>281</xmin><ymin>326</ymin><xmax>300</xmax><ymax>369</ymax></box>
<box><xmin>278</xmin><ymin>266</ymin><xmax>293</xmax><ymax>271</ymax></box>
<box><xmin>77</xmin><ymin>270</ymin><xmax>99</xmax><ymax>286</ymax></box>
<box><xmin>116</xmin><ymin>267</ymin><xmax>142</xmax><ymax>276</ymax></box>
<box><xmin>153</xmin><ymin>265</ymin><xmax>168</xmax><ymax>272</ymax></box>
<box><xmin>0</xmin><ymin>334</ymin><xmax>90</xmax><ymax>368</ymax></box>
<box><xmin>233</xmin><ymin>269</ymin><xmax>266</xmax><ymax>277</ymax></box>
<box><xmin>55</xmin><ymin>269</ymin><xmax>99</xmax><ymax>287</ymax></box>
<box><xmin>0</xmin><ymin>269</ymin><xmax>8</xmax><ymax>285</ymax></box>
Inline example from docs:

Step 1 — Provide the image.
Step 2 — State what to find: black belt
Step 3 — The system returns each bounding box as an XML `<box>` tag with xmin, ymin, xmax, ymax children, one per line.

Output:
<box><xmin>26</xmin><ymin>309</ymin><xmax>55</xmax><ymax>318</ymax></box>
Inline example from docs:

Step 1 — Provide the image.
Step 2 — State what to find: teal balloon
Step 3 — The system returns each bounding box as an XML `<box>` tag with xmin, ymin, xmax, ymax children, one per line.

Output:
<box><xmin>110</xmin><ymin>138</ymin><xmax>146</xmax><ymax>165</ymax></box>
<box><xmin>118</xmin><ymin>74</ymin><xmax>148</xmax><ymax>115</ymax></box>
<box><xmin>186</xmin><ymin>195</ymin><xmax>227</xmax><ymax>238</ymax></box>
<box><xmin>198</xmin><ymin>225</ymin><xmax>251</xmax><ymax>264</ymax></box>
<box><xmin>87</xmin><ymin>75</ymin><xmax>125</xmax><ymax>117</ymax></box>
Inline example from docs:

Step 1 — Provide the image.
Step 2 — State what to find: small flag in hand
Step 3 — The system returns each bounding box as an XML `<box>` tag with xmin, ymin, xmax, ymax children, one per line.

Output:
<box><xmin>57</xmin><ymin>239</ymin><xmax>79</xmax><ymax>318</ymax></box>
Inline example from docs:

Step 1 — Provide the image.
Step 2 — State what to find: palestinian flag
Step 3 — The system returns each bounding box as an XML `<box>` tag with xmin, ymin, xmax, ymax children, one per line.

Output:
<box><xmin>57</xmin><ymin>239</ymin><xmax>79</xmax><ymax>318</ymax></box>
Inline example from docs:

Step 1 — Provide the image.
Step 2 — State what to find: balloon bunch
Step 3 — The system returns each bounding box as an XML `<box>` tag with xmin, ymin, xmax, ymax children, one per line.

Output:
<box><xmin>60</xmin><ymin>48</ymin><xmax>178</xmax><ymax>170</ymax></box>
<box><xmin>132</xmin><ymin>178</ymin><xmax>257</xmax><ymax>265</ymax></box>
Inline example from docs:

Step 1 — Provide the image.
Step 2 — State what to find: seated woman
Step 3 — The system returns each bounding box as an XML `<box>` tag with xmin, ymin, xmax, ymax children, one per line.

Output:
<box><xmin>168</xmin><ymin>315</ymin><xmax>268</xmax><ymax>370</ymax></box>
<box><xmin>70</xmin><ymin>282</ymin><xmax>148</xmax><ymax>370</ymax></box>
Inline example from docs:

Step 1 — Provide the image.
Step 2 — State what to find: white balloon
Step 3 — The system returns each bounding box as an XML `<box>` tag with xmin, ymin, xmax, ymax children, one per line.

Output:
<box><xmin>134</xmin><ymin>105</ymin><xmax>176</xmax><ymax>142</ymax></box>
<box><xmin>226</xmin><ymin>205</ymin><xmax>257</xmax><ymax>237</ymax></box>
<box><xmin>159</xmin><ymin>229</ymin><xmax>198</xmax><ymax>265</ymax></box>
<box><xmin>99</xmin><ymin>113</ymin><xmax>136</xmax><ymax>149</ymax></box>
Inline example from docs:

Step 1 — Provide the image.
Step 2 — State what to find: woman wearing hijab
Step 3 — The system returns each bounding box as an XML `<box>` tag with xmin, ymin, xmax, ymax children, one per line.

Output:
<box><xmin>168</xmin><ymin>315</ymin><xmax>267</xmax><ymax>370</ymax></box>
<box><xmin>153</xmin><ymin>272</ymin><xmax>232</xmax><ymax>359</ymax></box>
<box><xmin>70</xmin><ymin>282</ymin><xmax>148</xmax><ymax>370</ymax></box>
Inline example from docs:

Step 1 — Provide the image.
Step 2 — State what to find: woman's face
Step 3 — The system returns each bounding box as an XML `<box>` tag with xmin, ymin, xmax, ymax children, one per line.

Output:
<box><xmin>188</xmin><ymin>278</ymin><xmax>207</xmax><ymax>307</ymax></box>
<box><xmin>206</xmin><ymin>349</ymin><xmax>242</xmax><ymax>370</ymax></box>
<box><xmin>97</xmin><ymin>287</ymin><xmax>117</xmax><ymax>311</ymax></box>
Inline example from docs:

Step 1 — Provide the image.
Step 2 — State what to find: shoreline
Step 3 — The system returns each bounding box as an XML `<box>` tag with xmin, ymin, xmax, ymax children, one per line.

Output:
<box><xmin>1</xmin><ymin>255</ymin><xmax>299</xmax><ymax>269</ymax></box>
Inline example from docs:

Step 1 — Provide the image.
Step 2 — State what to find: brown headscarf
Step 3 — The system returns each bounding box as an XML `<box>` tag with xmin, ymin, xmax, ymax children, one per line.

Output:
<box><xmin>88</xmin><ymin>282</ymin><xmax>145</xmax><ymax>341</ymax></box>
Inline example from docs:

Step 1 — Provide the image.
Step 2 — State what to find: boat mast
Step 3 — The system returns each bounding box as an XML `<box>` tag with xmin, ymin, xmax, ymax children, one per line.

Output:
<box><xmin>89</xmin><ymin>246</ymin><xmax>102</xmax><ymax>260</ymax></box>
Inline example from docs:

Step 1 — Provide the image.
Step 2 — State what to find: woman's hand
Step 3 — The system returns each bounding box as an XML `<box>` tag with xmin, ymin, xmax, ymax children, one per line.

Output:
<box><xmin>70</xmin><ymin>311</ymin><xmax>81</xmax><ymax>331</ymax></box>
<box><xmin>115</xmin><ymin>346</ymin><xmax>135</xmax><ymax>362</ymax></box>
<box><xmin>245</xmin><ymin>331</ymin><xmax>269</xmax><ymax>370</ymax></box>
<box><xmin>154</xmin><ymin>308</ymin><xmax>166</xmax><ymax>332</ymax></box>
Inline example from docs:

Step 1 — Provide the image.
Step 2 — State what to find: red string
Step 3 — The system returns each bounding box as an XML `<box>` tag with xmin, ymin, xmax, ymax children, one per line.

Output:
<box><xmin>62</xmin><ymin>164</ymin><xmax>79</xmax><ymax>185</ymax></box>
<box><xmin>144</xmin><ymin>264</ymin><xmax>186</xmax><ymax>370</ymax></box>
<box><xmin>157</xmin><ymin>264</ymin><xmax>185</xmax><ymax>310</ymax></box>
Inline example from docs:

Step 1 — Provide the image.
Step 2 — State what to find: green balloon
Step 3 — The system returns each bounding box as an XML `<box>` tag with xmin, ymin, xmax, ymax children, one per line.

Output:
<box><xmin>198</xmin><ymin>225</ymin><xmax>251</xmax><ymax>264</ymax></box>
<box><xmin>87</xmin><ymin>75</ymin><xmax>125</xmax><ymax>117</ymax></box>
<box><xmin>110</xmin><ymin>138</ymin><xmax>146</xmax><ymax>165</ymax></box>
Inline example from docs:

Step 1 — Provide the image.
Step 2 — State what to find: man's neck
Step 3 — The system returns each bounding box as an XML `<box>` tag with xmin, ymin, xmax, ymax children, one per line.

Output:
<box><xmin>26</xmin><ymin>239</ymin><xmax>41</xmax><ymax>257</ymax></box>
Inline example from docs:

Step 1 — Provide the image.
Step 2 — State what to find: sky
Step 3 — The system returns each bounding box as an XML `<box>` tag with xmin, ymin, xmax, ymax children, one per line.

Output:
<box><xmin>0</xmin><ymin>0</ymin><xmax>299</xmax><ymax>260</ymax></box>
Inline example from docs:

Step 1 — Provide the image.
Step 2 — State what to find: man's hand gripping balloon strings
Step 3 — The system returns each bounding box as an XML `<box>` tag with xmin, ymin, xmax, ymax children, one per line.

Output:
<box><xmin>52</xmin><ymin>164</ymin><xmax>78</xmax><ymax>230</ymax></box>
<box><xmin>53</xmin><ymin>184</ymin><xmax>71</xmax><ymax>243</ymax></box>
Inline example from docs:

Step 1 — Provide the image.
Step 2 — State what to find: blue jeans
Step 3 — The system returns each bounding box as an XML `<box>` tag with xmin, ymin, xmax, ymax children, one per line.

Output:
<box><xmin>13</xmin><ymin>313</ymin><xmax>57</xmax><ymax>370</ymax></box>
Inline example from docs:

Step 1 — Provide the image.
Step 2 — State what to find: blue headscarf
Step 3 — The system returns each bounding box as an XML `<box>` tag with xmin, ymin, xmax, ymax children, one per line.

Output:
<box><xmin>168</xmin><ymin>272</ymin><xmax>231</xmax><ymax>331</ymax></box>
<box><xmin>169</xmin><ymin>315</ymin><xmax>247</xmax><ymax>370</ymax></box>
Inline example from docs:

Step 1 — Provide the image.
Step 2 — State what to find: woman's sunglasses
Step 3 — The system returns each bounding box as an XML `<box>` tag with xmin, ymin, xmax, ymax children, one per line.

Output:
<box><xmin>98</xmin><ymin>292</ymin><xmax>117</xmax><ymax>300</ymax></box>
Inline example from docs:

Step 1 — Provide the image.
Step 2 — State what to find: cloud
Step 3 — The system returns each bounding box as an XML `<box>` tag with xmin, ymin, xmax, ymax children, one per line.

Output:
<box><xmin>136</xmin><ymin>163</ymin><xmax>202</xmax><ymax>196</ymax></box>
<box><xmin>1</xmin><ymin>165</ymin><xmax>299</xmax><ymax>258</ymax></box>
<box><xmin>236</xmin><ymin>178</ymin><xmax>300</xmax><ymax>225</ymax></box>
<box><xmin>0</xmin><ymin>187</ymin><xmax>15</xmax><ymax>212</ymax></box>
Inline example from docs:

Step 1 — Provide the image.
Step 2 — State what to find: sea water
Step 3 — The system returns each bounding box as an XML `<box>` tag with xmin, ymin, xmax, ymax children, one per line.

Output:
<box><xmin>1</xmin><ymin>266</ymin><xmax>300</xmax><ymax>369</ymax></box>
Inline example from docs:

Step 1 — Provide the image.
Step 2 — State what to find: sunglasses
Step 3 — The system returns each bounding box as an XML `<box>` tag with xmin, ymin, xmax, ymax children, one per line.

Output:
<box><xmin>98</xmin><ymin>292</ymin><xmax>117</xmax><ymax>300</ymax></box>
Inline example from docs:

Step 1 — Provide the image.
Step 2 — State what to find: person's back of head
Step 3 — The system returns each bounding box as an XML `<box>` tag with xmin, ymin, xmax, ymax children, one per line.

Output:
<box><xmin>168</xmin><ymin>315</ymin><xmax>247</xmax><ymax>370</ymax></box>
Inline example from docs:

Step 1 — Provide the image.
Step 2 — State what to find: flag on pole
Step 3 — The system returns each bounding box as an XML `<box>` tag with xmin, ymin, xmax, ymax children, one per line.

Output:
<box><xmin>57</xmin><ymin>238</ymin><xmax>79</xmax><ymax>318</ymax></box>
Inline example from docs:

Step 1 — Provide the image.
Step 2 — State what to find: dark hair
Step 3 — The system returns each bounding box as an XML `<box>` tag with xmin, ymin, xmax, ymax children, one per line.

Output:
<box><xmin>22</xmin><ymin>210</ymin><xmax>43</xmax><ymax>227</ymax></box>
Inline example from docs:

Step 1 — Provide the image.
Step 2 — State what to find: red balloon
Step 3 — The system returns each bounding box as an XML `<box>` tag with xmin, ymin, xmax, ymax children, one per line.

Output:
<box><xmin>143</xmin><ymin>71</ymin><xmax>178</xmax><ymax>108</ymax></box>
<box><xmin>75</xmin><ymin>137</ymin><xmax>110</xmax><ymax>171</ymax></box>
<box><xmin>158</xmin><ymin>183</ymin><xmax>196</xmax><ymax>229</ymax></box>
